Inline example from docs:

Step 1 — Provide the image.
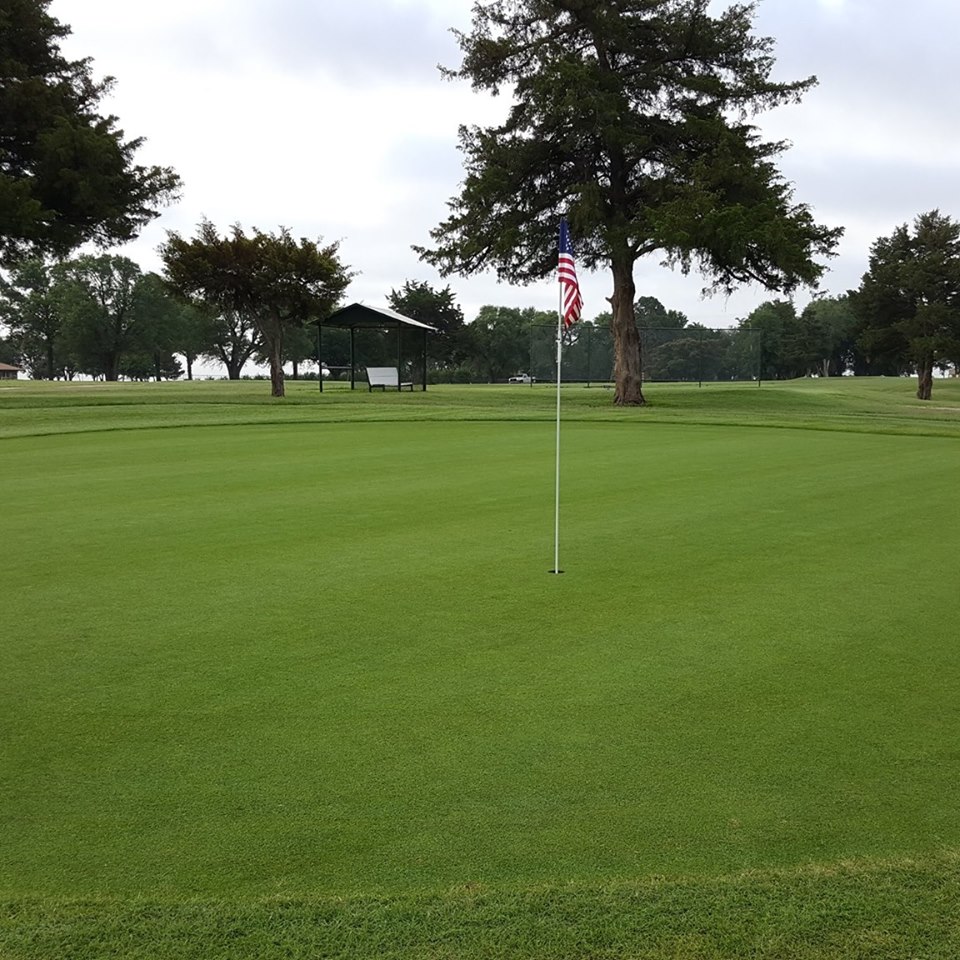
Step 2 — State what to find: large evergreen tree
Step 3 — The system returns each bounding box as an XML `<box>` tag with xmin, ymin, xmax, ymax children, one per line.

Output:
<box><xmin>0</xmin><ymin>0</ymin><xmax>180</xmax><ymax>264</ymax></box>
<box><xmin>850</xmin><ymin>210</ymin><xmax>960</xmax><ymax>400</ymax></box>
<box><xmin>418</xmin><ymin>0</ymin><xmax>840</xmax><ymax>405</ymax></box>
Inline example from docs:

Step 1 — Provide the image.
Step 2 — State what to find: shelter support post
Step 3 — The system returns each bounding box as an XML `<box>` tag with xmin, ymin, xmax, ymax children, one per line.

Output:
<box><xmin>350</xmin><ymin>328</ymin><xmax>356</xmax><ymax>390</ymax></box>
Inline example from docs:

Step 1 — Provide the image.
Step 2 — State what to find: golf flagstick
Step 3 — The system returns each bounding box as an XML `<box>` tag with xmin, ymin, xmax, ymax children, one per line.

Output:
<box><xmin>552</xmin><ymin>218</ymin><xmax>583</xmax><ymax>574</ymax></box>
<box><xmin>552</xmin><ymin>280</ymin><xmax>563</xmax><ymax>574</ymax></box>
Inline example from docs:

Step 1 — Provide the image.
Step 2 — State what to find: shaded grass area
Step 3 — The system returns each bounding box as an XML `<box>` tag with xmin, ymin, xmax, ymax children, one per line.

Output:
<box><xmin>3</xmin><ymin>854</ymin><xmax>960</xmax><ymax>959</ymax></box>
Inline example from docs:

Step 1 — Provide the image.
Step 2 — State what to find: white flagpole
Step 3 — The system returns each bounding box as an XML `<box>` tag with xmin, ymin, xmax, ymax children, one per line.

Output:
<box><xmin>553</xmin><ymin>282</ymin><xmax>563</xmax><ymax>574</ymax></box>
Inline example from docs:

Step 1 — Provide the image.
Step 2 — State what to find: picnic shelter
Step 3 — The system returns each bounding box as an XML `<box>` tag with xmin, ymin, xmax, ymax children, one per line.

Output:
<box><xmin>316</xmin><ymin>303</ymin><xmax>437</xmax><ymax>391</ymax></box>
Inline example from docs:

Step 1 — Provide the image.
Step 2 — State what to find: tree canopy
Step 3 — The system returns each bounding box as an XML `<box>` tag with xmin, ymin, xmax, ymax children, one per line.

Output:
<box><xmin>799</xmin><ymin>295</ymin><xmax>858</xmax><ymax>378</ymax></box>
<box><xmin>160</xmin><ymin>221</ymin><xmax>353</xmax><ymax>397</ymax></box>
<box><xmin>634</xmin><ymin>296</ymin><xmax>688</xmax><ymax>330</ymax></box>
<box><xmin>0</xmin><ymin>0</ymin><xmax>181</xmax><ymax>264</ymax></box>
<box><xmin>465</xmin><ymin>305</ymin><xmax>554</xmax><ymax>382</ymax></box>
<box><xmin>418</xmin><ymin>0</ymin><xmax>841</xmax><ymax>405</ymax></box>
<box><xmin>56</xmin><ymin>254</ymin><xmax>167</xmax><ymax>381</ymax></box>
<box><xmin>850</xmin><ymin>210</ymin><xmax>960</xmax><ymax>400</ymax></box>
<box><xmin>0</xmin><ymin>254</ymin><xmax>218</xmax><ymax>381</ymax></box>
<box><xmin>387</xmin><ymin>280</ymin><xmax>466</xmax><ymax>367</ymax></box>
<box><xmin>0</xmin><ymin>257</ymin><xmax>65</xmax><ymax>378</ymax></box>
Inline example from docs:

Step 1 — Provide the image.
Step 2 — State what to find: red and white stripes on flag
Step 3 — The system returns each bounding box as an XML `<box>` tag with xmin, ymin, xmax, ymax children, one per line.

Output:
<box><xmin>558</xmin><ymin>218</ymin><xmax>583</xmax><ymax>329</ymax></box>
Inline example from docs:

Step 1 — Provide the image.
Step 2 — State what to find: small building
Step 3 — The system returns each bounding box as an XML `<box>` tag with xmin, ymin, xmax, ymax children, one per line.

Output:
<box><xmin>0</xmin><ymin>362</ymin><xmax>21</xmax><ymax>380</ymax></box>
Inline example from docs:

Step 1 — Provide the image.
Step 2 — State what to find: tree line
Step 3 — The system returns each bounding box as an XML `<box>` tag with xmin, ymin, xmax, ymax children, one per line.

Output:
<box><xmin>4</xmin><ymin>246</ymin><xmax>957</xmax><ymax>392</ymax></box>
<box><xmin>0</xmin><ymin>240</ymin><xmax>348</xmax><ymax>387</ymax></box>
<box><xmin>386</xmin><ymin>271</ymin><xmax>960</xmax><ymax>387</ymax></box>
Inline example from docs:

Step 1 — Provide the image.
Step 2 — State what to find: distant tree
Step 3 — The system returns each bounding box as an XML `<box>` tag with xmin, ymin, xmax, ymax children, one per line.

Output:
<box><xmin>58</xmin><ymin>254</ymin><xmax>162</xmax><ymax>380</ymax></box>
<box><xmin>417</xmin><ymin>0</ymin><xmax>840</xmax><ymax>405</ymax></box>
<box><xmin>0</xmin><ymin>0</ymin><xmax>180</xmax><ymax>265</ymax></box>
<box><xmin>593</xmin><ymin>302</ymin><xmax>755</xmax><ymax>381</ymax></box>
<box><xmin>255</xmin><ymin>324</ymin><xmax>316</xmax><ymax>379</ymax></box>
<box><xmin>799</xmin><ymin>294</ymin><xmax>858</xmax><ymax>377</ymax></box>
<box><xmin>129</xmin><ymin>272</ymin><xmax>187</xmax><ymax>381</ymax></box>
<box><xmin>738</xmin><ymin>300</ymin><xmax>815</xmax><ymax>380</ymax></box>
<box><xmin>721</xmin><ymin>323</ymin><xmax>761</xmax><ymax>381</ymax></box>
<box><xmin>167</xmin><ymin>302</ymin><xmax>211</xmax><ymax>381</ymax></box>
<box><xmin>583</xmin><ymin>310</ymin><xmax>618</xmax><ymax>382</ymax></box>
<box><xmin>0</xmin><ymin>333</ymin><xmax>21</xmax><ymax>368</ymax></box>
<box><xmin>0</xmin><ymin>257</ymin><xmax>65</xmax><ymax>378</ymax></box>
<box><xmin>634</xmin><ymin>296</ymin><xmax>688</xmax><ymax>330</ymax></box>
<box><xmin>387</xmin><ymin>280</ymin><xmax>466</xmax><ymax>367</ymax></box>
<box><xmin>161</xmin><ymin>221</ymin><xmax>352</xmax><ymax>397</ymax></box>
<box><xmin>119</xmin><ymin>348</ymin><xmax>182</xmax><ymax>381</ymax></box>
<box><xmin>632</xmin><ymin>296</ymin><xmax>690</xmax><ymax>379</ymax></box>
<box><xmin>645</xmin><ymin>324</ymin><xmax>730</xmax><ymax>381</ymax></box>
<box><xmin>201</xmin><ymin>310</ymin><xmax>261</xmax><ymax>380</ymax></box>
<box><xmin>545</xmin><ymin>317</ymin><xmax>604</xmax><ymax>382</ymax></box>
<box><xmin>294</xmin><ymin>326</ymin><xmax>321</xmax><ymax>379</ymax></box>
<box><xmin>316</xmin><ymin>326</ymin><xmax>350</xmax><ymax>378</ymax></box>
<box><xmin>464</xmin><ymin>306</ymin><xmax>550</xmax><ymax>382</ymax></box>
<box><xmin>850</xmin><ymin>210</ymin><xmax>960</xmax><ymax>400</ymax></box>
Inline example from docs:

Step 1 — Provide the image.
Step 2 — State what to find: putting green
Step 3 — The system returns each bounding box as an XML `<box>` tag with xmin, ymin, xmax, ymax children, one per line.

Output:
<box><xmin>3</xmin><ymin>416</ymin><xmax>959</xmax><ymax>899</ymax></box>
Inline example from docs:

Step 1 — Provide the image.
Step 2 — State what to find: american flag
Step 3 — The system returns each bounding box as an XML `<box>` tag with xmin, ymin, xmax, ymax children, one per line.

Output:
<box><xmin>558</xmin><ymin>218</ymin><xmax>583</xmax><ymax>329</ymax></box>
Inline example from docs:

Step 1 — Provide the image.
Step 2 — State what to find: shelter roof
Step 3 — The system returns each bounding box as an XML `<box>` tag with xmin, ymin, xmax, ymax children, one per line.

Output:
<box><xmin>320</xmin><ymin>303</ymin><xmax>437</xmax><ymax>331</ymax></box>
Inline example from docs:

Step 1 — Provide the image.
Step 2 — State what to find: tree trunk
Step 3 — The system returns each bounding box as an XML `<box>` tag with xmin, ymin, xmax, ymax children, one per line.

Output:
<box><xmin>609</xmin><ymin>254</ymin><xmax>645</xmax><ymax>405</ymax></box>
<box><xmin>221</xmin><ymin>345</ymin><xmax>244</xmax><ymax>379</ymax></box>
<box><xmin>46</xmin><ymin>337</ymin><xmax>55</xmax><ymax>380</ymax></box>
<box><xmin>917</xmin><ymin>358</ymin><xmax>933</xmax><ymax>400</ymax></box>
<box><xmin>186</xmin><ymin>354</ymin><xmax>194</xmax><ymax>380</ymax></box>
<box><xmin>268</xmin><ymin>324</ymin><xmax>285</xmax><ymax>397</ymax></box>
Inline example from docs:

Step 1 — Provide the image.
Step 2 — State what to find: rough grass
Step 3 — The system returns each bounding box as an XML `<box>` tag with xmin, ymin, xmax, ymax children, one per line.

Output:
<box><xmin>4</xmin><ymin>854</ymin><xmax>960</xmax><ymax>959</ymax></box>
<box><xmin>2</xmin><ymin>377</ymin><xmax>959</xmax><ymax>957</ymax></box>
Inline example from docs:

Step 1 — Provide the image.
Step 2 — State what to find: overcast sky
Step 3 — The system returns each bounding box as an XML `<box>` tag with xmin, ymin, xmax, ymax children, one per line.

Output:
<box><xmin>50</xmin><ymin>0</ymin><xmax>960</xmax><ymax>330</ymax></box>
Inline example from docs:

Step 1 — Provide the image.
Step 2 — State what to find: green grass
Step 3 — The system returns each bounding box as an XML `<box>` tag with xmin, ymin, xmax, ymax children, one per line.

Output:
<box><xmin>5</xmin><ymin>855</ymin><xmax>960</xmax><ymax>959</ymax></box>
<box><xmin>2</xmin><ymin>377</ymin><xmax>960</xmax><ymax>957</ymax></box>
<box><xmin>1</xmin><ymin>375</ymin><xmax>959</xmax><ymax>439</ymax></box>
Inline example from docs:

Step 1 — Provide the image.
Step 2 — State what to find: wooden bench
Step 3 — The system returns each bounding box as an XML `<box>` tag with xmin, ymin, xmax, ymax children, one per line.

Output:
<box><xmin>366</xmin><ymin>366</ymin><xmax>414</xmax><ymax>391</ymax></box>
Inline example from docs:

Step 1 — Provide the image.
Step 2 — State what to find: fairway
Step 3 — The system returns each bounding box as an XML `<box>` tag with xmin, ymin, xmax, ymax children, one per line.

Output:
<box><xmin>2</xmin><ymin>379</ymin><xmax>960</xmax><ymax>957</ymax></box>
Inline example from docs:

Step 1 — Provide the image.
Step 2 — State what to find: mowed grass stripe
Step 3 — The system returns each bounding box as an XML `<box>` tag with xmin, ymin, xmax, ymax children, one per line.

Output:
<box><xmin>3</xmin><ymin>419</ymin><xmax>959</xmax><ymax>905</ymax></box>
<box><xmin>2</xmin><ymin>376</ymin><xmax>960</xmax><ymax>440</ymax></box>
